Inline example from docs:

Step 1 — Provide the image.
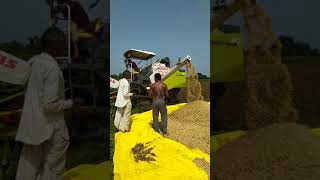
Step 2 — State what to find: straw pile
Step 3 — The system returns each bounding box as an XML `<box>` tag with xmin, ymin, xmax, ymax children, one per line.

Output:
<box><xmin>213</xmin><ymin>123</ymin><xmax>320</xmax><ymax>180</ymax></box>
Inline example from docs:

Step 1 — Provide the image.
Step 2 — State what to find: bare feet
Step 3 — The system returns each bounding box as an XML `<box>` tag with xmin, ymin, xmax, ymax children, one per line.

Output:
<box><xmin>163</xmin><ymin>133</ymin><xmax>169</xmax><ymax>137</ymax></box>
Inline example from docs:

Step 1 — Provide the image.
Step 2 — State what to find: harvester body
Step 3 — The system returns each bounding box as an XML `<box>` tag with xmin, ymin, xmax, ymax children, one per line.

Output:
<box><xmin>211</xmin><ymin>25</ymin><xmax>244</xmax><ymax>83</ymax></box>
<box><xmin>111</xmin><ymin>49</ymin><xmax>191</xmax><ymax>99</ymax></box>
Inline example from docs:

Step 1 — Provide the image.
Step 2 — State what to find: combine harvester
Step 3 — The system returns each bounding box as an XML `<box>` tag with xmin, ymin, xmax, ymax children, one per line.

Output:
<box><xmin>111</xmin><ymin>49</ymin><xmax>192</xmax><ymax>104</ymax></box>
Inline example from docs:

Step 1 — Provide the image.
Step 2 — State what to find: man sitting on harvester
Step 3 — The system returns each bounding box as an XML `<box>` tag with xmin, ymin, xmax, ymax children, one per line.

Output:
<box><xmin>127</xmin><ymin>59</ymin><xmax>140</xmax><ymax>80</ymax></box>
<box><xmin>48</xmin><ymin>0</ymin><xmax>99</xmax><ymax>62</ymax></box>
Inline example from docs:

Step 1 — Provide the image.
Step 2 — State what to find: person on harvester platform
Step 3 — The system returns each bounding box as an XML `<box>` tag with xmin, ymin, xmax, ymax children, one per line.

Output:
<box><xmin>48</xmin><ymin>0</ymin><xmax>95</xmax><ymax>60</ymax></box>
<box><xmin>127</xmin><ymin>59</ymin><xmax>140</xmax><ymax>80</ymax></box>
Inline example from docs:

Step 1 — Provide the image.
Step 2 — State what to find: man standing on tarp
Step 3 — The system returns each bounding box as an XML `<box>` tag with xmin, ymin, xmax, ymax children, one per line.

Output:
<box><xmin>149</xmin><ymin>73</ymin><xmax>169</xmax><ymax>136</ymax></box>
<box><xmin>15</xmin><ymin>27</ymin><xmax>73</xmax><ymax>180</ymax></box>
<box><xmin>114</xmin><ymin>70</ymin><xmax>133</xmax><ymax>132</ymax></box>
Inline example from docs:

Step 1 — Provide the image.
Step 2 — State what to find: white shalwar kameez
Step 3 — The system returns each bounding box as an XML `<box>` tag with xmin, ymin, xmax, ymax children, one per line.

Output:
<box><xmin>114</xmin><ymin>78</ymin><xmax>132</xmax><ymax>132</ymax></box>
<box><xmin>15</xmin><ymin>53</ymin><xmax>73</xmax><ymax>180</ymax></box>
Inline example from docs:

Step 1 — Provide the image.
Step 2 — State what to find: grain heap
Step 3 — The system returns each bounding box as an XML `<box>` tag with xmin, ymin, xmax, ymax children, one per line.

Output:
<box><xmin>194</xmin><ymin>158</ymin><xmax>210</xmax><ymax>177</ymax></box>
<box><xmin>241</xmin><ymin>0</ymin><xmax>298</xmax><ymax>129</ymax></box>
<box><xmin>178</xmin><ymin>63</ymin><xmax>203</xmax><ymax>103</ymax></box>
<box><xmin>213</xmin><ymin>1</ymin><xmax>320</xmax><ymax>179</ymax></box>
<box><xmin>166</xmin><ymin>100</ymin><xmax>210</xmax><ymax>175</ymax></box>
<box><xmin>167</xmin><ymin>100</ymin><xmax>210</xmax><ymax>153</ymax></box>
<box><xmin>213</xmin><ymin>123</ymin><xmax>320</xmax><ymax>180</ymax></box>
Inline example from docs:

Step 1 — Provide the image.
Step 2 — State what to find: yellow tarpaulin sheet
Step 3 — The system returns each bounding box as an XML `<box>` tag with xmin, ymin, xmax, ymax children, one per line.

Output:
<box><xmin>211</xmin><ymin>130</ymin><xmax>246</xmax><ymax>153</ymax></box>
<box><xmin>64</xmin><ymin>161</ymin><xmax>112</xmax><ymax>180</ymax></box>
<box><xmin>114</xmin><ymin>103</ymin><xmax>210</xmax><ymax>180</ymax></box>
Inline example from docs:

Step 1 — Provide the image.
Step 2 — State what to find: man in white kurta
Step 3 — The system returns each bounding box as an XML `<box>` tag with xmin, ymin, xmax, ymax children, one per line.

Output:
<box><xmin>114</xmin><ymin>71</ymin><xmax>132</xmax><ymax>132</ymax></box>
<box><xmin>15</xmin><ymin>27</ymin><xmax>73</xmax><ymax>180</ymax></box>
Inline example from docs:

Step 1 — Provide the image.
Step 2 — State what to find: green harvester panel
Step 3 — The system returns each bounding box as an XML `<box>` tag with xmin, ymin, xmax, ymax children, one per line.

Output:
<box><xmin>163</xmin><ymin>70</ymin><xmax>186</xmax><ymax>90</ymax></box>
<box><xmin>211</xmin><ymin>25</ymin><xmax>244</xmax><ymax>82</ymax></box>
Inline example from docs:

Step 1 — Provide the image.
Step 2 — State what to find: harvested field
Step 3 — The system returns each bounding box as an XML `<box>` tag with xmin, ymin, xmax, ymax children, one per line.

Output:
<box><xmin>166</xmin><ymin>100</ymin><xmax>210</xmax><ymax>154</ymax></box>
<box><xmin>213</xmin><ymin>123</ymin><xmax>320</xmax><ymax>180</ymax></box>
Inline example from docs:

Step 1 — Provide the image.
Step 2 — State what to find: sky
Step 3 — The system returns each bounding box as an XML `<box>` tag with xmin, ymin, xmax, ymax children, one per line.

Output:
<box><xmin>0</xmin><ymin>0</ymin><xmax>108</xmax><ymax>44</ymax></box>
<box><xmin>110</xmin><ymin>0</ymin><xmax>210</xmax><ymax>76</ymax></box>
<box><xmin>0</xmin><ymin>0</ymin><xmax>319</xmax><ymax>74</ymax></box>
<box><xmin>212</xmin><ymin>0</ymin><xmax>320</xmax><ymax>49</ymax></box>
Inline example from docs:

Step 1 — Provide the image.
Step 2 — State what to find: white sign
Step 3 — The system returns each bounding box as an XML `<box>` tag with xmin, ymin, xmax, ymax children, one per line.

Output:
<box><xmin>0</xmin><ymin>50</ymin><xmax>31</xmax><ymax>85</ymax></box>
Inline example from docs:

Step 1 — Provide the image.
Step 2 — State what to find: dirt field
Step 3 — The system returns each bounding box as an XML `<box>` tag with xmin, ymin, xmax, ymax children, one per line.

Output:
<box><xmin>213</xmin><ymin>56</ymin><xmax>320</xmax><ymax>132</ymax></box>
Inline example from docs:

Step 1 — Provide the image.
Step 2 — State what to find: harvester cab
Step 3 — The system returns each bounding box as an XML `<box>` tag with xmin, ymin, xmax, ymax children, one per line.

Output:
<box><xmin>121</xmin><ymin>49</ymin><xmax>192</xmax><ymax>98</ymax></box>
<box><xmin>109</xmin><ymin>49</ymin><xmax>192</xmax><ymax>104</ymax></box>
<box><xmin>123</xmin><ymin>49</ymin><xmax>156</xmax><ymax>83</ymax></box>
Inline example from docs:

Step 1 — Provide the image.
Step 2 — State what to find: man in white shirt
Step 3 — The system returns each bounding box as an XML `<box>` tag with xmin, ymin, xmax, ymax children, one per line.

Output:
<box><xmin>15</xmin><ymin>27</ymin><xmax>73</xmax><ymax>180</ymax></box>
<box><xmin>114</xmin><ymin>70</ymin><xmax>133</xmax><ymax>132</ymax></box>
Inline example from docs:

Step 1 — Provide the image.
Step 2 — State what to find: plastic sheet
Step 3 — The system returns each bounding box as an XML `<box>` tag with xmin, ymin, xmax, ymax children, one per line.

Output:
<box><xmin>63</xmin><ymin>161</ymin><xmax>112</xmax><ymax>180</ymax></box>
<box><xmin>113</xmin><ymin>103</ymin><xmax>209</xmax><ymax>180</ymax></box>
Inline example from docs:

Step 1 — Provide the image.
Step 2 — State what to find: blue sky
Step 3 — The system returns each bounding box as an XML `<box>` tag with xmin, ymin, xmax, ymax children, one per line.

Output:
<box><xmin>110</xmin><ymin>0</ymin><xmax>210</xmax><ymax>76</ymax></box>
<box><xmin>212</xmin><ymin>0</ymin><xmax>320</xmax><ymax>50</ymax></box>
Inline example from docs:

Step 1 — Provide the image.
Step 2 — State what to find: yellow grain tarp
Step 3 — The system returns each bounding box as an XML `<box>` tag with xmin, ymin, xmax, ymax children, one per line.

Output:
<box><xmin>114</xmin><ymin>103</ymin><xmax>210</xmax><ymax>180</ymax></box>
<box><xmin>211</xmin><ymin>130</ymin><xmax>246</xmax><ymax>153</ymax></box>
<box><xmin>312</xmin><ymin>128</ymin><xmax>320</xmax><ymax>136</ymax></box>
<box><xmin>63</xmin><ymin>161</ymin><xmax>112</xmax><ymax>180</ymax></box>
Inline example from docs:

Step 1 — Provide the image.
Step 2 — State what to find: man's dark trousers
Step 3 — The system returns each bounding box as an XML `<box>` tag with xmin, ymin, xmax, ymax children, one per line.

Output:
<box><xmin>152</xmin><ymin>99</ymin><xmax>168</xmax><ymax>134</ymax></box>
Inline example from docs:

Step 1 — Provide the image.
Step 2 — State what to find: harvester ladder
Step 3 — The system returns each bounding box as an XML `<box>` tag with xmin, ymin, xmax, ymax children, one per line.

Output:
<box><xmin>51</xmin><ymin>4</ymin><xmax>98</xmax><ymax>112</ymax></box>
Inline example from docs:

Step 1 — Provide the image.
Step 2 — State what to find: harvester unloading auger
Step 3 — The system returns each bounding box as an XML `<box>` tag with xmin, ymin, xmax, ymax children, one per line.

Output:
<box><xmin>211</xmin><ymin>0</ymin><xmax>298</xmax><ymax>129</ymax></box>
<box><xmin>110</xmin><ymin>49</ymin><xmax>203</xmax><ymax>104</ymax></box>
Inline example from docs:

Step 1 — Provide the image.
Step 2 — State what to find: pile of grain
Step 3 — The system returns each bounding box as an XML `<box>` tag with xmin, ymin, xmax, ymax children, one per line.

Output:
<box><xmin>178</xmin><ymin>63</ymin><xmax>203</xmax><ymax>103</ymax></box>
<box><xmin>166</xmin><ymin>100</ymin><xmax>210</xmax><ymax>175</ymax></box>
<box><xmin>242</xmin><ymin>0</ymin><xmax>298</xmax><ymax>129</ymax></box>
<box><xmin>167</xmin><ymin>100</ymin><xmax>210</xmax><ymax>153</ymax></box>
<box><xmin>245</xmin><ymin>63</ymin><xmax>298</xmax><ymax>129</ymax></box>
<box><xmin>194</xmin><ymin>158</ymin><xmax>210</xmax><ymax>178</ymax></box>
<box><xmin>213</xmin><ymin>123</ymin><xmax>320</xmax><ymax>180</ymax></box>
